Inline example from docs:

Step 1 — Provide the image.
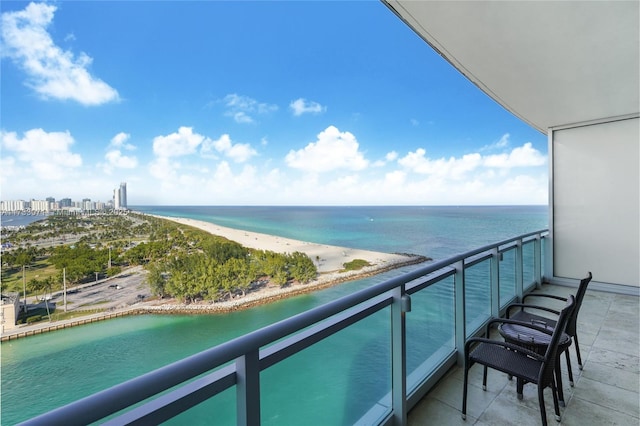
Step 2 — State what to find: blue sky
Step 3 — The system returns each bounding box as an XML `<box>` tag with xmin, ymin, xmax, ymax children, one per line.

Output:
<box><xmin>1</xmin><ymin>1</ymin><xmax>548</xmax><ymax>206</ymax></box>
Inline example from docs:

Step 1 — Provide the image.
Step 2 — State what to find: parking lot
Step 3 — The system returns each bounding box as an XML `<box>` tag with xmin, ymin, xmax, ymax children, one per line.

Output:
<box><xmin>33</xmin><ymin>266</ymin><xmax>151</xmax><ymax>313</ymax></box>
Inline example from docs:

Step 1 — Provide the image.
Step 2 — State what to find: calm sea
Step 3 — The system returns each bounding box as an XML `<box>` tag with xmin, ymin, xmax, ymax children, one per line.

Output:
<box><xmin>1</xmin><ymin>206</ymin><xmax>547</xmax><ymax>425</ymax></box>
<box><xmin>0</xmin><ymin>213</ymin><xmax>49</xmax><ymax>228</ymax></box>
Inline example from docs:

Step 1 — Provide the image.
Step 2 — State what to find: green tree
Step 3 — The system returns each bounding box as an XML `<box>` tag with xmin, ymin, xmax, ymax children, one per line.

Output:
<box><xmin>288</xmin><ymin>251</ymin><xmax>317</xmax><ymax>284</ymax></box>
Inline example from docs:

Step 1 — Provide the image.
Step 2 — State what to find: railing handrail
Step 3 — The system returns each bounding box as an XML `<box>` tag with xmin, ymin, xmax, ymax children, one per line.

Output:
<box><xmin>20</xmin><ymin>229</ymin><xmax>549</xmax><ymax>426</ymax></box>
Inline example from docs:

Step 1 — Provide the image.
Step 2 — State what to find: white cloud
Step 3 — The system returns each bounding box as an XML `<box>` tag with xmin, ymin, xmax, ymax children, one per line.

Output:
<box><xmin>1</xmin><ymin>2</ymin><xmax>119</xmax><ymax>106</ymax></box>
<box><xmin>0</xmin><ymin>128</ymin><xmax>82</xmax><ymax>180</ymax></box>
<box><xmin>481</xmin><ymin>133</ymin><xmax>511</xmax><ymax>151</ymax></box>
<box><xmin>104</xmin><ymin>150</ymin><xmax>138</xmax><ymax>170</ymax></box>
<box><xmin>289</xmin><ymin>98</ymin><xmax>326</xmax><ymax>116</ymax></box>
<box><xmin>148</xmin><ymin>156</ymin><xmax>179</xmax><ymax>182</ymax></box>
<box><xmin>399</xmin><ymin>149</ymin><xmax>482</xmax><ymax>179</ymax></box>
<box><xmin>153</xmin><ymin>127</ymin><xmax>205</xmax><ymax>158</ymax></box>
<box><xmin>100</xmin><ymin>132</ymin><xmax>138</xmax><ymax>174</ymax></box>
<box><xmin>483</xmin><ymin>142</ymin><xmax>546</xmax><ymax>168</ymax></box>
<box><xmin>372</xmin><ymin>151</ymin><xmax>399</xmax><ymax>167</ymax></box>
<box><xmin>109</xmin><ymin>132</ymin><xmax>135</xmax><ymax>150</ymax></box>
<box><xmin>285</xmin><ymin>125</ymin><xmax>368</xmax><ymax>173</ymax></box>
<box><xmin>204</xmin><ymin>134</ymin><xmax>257</xmax><ymax>163</ymax></box>
<box><xmin>222</xmin><ymin>94</ymin><xmax>277</xmax><ymax>124</ymax></box>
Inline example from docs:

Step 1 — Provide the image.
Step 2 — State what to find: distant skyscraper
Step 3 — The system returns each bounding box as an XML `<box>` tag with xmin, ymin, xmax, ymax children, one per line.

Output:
<box><xmin>114</xmin><ymin>182</ymin><xmax>127</xmax><ymax>210</ymax></box>
<box><xmin>120</xmin><ymin>182</ymin><xmax>127</xmax><ymax>208</ymax></box>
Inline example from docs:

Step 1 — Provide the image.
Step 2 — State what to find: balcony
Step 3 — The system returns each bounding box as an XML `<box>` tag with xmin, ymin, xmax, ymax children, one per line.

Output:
<box><xmin>409</xmin><ymin>282</ymin><xmax>640</xmax><ymax>425</ymax></box>
<box><xmin>21</xmin><ymin>230</ymin><xmax>638</xmax><ymax>425</ymax></box>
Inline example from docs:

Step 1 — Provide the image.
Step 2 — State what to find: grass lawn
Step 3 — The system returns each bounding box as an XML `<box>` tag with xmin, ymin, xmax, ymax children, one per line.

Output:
<box><xmin>1</xmin><ymin>260</ymin><xmax>59</xmax><ymax>295</ymax></box>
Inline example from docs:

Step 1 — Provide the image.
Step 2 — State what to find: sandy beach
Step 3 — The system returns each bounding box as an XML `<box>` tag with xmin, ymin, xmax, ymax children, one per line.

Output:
<box><xmin>2</xmin><ymin>214</ymin><xmax>429</xmax><ymax>339</ymax></box>
<box><xmin>161</xmin><ymin>216</ymin><xmax>412</xmax><ymax>274</ymax></box>
<box><xmin>143</xmin><ymin>215</ymin><xmax>429</xmax><ymax>312</ymax></box>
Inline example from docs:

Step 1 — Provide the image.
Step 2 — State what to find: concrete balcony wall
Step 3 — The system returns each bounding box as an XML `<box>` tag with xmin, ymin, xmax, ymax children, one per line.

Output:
<box><xmin>550</xmin><ymin>116</ymin><xmax>640</xmax><ymax>291</ymax></box>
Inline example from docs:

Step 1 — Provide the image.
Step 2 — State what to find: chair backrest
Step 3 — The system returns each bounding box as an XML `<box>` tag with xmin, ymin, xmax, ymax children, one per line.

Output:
<box><xmin>566</xmin><ymin>272</ymin><xmax>592</xmax><ymax>336</ymax></box>
<box><xmin>539</xmin><ymin>295</ymin><xmax>576</xmax><ymax>386</ymax></box>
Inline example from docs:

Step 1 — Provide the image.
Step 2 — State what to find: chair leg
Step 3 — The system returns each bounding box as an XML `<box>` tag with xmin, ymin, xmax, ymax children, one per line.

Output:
<box><xmin>574</xmin><ymin>334</ymin><xmax>583</xmax><ymax>370</ymax></box>
<box><xmin>550</xmin><ymin>380</ymin><xmax>561</xmax><ymax>422</ymax></box>
<box><xmin>482</xmin><ymin>366</ymin><xmax>488</xmax><ymax>391</ymax></box>
<box><xmin>517</xmin><ymin>378</ymin><xmax>524</xmax><ymax>400</ymax></box>
<box><xmin>565</xmin><ymin>349</ymin><xmax>574</xmax><ymax>386</ymax></box>
<box><xmin>538</xmin><ymin>385</ymin><xmax>549</xmax><ymax>426</ymax></box>
<box><xmin>555</xmin><ymin>355</ymin><xmax>565</xmax><ymax>407</ymax></box>
<box><xmin>462</xmin><ymin>363</ymin><xmax>469</xmax><ymax>420</ymax></box>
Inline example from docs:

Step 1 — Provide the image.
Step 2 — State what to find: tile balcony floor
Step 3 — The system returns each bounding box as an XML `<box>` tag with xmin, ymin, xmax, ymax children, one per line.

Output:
<box><xmin>408</xmin><ymin>284</ymin><xmax>640</xmax><ymax>426</ymax></box>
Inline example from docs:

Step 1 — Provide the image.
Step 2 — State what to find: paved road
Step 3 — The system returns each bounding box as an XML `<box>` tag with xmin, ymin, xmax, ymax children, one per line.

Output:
<box><xmin>31</xmin><ymin>266</ymin><xmax>151</xmax><ymax>313</ymax></box>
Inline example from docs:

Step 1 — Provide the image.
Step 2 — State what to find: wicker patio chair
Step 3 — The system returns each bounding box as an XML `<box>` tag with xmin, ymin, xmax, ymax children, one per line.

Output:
<box><xmin>462</xmin><ymin>295</ymin><xmax>575</xmax><ymax>426</ymax></box>
<box><xmin>506</xmin><ymin>272</ymin><xmax>592</xmax><ymax>375</ymax></box>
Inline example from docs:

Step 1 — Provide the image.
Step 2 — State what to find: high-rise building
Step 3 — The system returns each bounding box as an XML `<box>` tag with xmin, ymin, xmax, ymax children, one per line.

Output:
<box><xmin>119</xmin><ymin>182</ymin><xmax>127</xmax><ymax>209</ymax></box>
<box><xmin>114</xmin><ymin>182</ymin><xmax>127</xmax><ymax>210</ymax></box>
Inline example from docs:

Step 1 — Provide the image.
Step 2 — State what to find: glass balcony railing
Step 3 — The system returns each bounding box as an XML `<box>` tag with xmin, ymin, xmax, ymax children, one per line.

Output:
<box><xmin>20</xmin><ymin>230</ymin><xmax>548</xmax><ymax>426</ymax></box>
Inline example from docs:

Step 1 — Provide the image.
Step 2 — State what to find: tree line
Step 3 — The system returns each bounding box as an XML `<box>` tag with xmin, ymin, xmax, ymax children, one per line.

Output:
<box><xmin>1</xmin><ymin>213</ymin><xmax>318</xmax><ymax>303</ymax></box>
<box><xmin>124</xmin><ymin>219</ymin><xmax>318</xmax><ymax>303</ymax></box>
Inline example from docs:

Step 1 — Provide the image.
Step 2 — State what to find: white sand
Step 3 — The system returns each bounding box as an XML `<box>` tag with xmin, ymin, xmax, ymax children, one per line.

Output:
<box><xmin>159</xmin><ymin>216</ymin><xmax>409</xmax><ymax>273</ymax></box>
<box><xmin>138</xmin><ymin>215</ymin><xmax>428</xmax><ymax>312</ymax></box>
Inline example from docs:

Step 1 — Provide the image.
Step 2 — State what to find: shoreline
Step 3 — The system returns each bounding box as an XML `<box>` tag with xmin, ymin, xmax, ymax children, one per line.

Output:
<box><xmin>142</xmin><ymin>214</ymin><xmax>430</xmax><ymax>312</ymax></box>
<box><xmin>152</xmin><ymin>214</ymin><xmax>420</xmax><ymax>274</ymax></box>
<box><xmin>1</xmin><ymin>214</ymin><xmax>430</xmax><ymax>340</ymax></box>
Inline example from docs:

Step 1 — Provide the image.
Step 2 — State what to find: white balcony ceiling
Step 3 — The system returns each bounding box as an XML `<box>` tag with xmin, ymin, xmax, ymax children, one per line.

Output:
<box><xmin>383</xmin><ymin>1</ymin><xmax>639</xmax><ymax>133</ymax></box>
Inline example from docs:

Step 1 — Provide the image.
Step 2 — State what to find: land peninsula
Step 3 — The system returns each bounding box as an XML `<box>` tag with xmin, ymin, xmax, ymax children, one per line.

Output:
<box><xmin>144</xmin><ymin>215</ymin><xmax>429</xmax><ymax>313</ymax></box>
<box><xmin>2</xmin><ymin>212</ymin><xmax>429</xmax><ymax>338</ymax></box>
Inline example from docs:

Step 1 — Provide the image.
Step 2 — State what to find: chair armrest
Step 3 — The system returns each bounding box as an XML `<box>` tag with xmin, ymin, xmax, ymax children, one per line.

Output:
<box><xmin>486</xmin><ymin>317</ymin><xmax>554</xmax><ymax>338</ymax></box>
<box><xmin>522</xmin><ymin>293</ymin><xmax>567</xmax><ymax>304</ymax></box>
<box><xmin>465</xmin><ymin>337</ymin><xmax>544</xmax><ymax>361</ymax></box>
<box><xmin>506</xmin><ymin>303</ymin><xmax>561</xmax><ymax>319</ymax></box>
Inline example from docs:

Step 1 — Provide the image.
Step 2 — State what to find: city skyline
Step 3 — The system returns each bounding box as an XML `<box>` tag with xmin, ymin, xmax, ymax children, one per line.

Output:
<box><xmin>1</xmin><ymin>2</ymin><xmax>548</xmax><ymax>205</ymax></box>
<box><xmin>1</xmin><ymin>182</ymin><xmax>127</xmax><ymax>211</ymax></box>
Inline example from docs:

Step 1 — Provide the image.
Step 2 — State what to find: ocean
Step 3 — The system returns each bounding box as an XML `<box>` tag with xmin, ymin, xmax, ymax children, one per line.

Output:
<box><xmin>1</xmin><ymin>205</ymin><xmax>547</xmax><ymax>425</ymax></box>
<box><xmin>0</xmin><ymin>213</ymin><xmax>49</xmax><ymax>228</ymax></box>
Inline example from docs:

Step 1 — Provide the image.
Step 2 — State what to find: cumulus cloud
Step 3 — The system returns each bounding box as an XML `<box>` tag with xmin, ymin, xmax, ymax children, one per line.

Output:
<box><xmin>222</xmin><ymin>94</ymin><xmax>278</xmax><ymax>124</ymax></box>
<box><xmin>399</xmin><ymin>149</ymin><xmax>482</xmax><ymax>179</ymax></box>
<box><xmin>398</xmin><ymin>142</ymin><xmax>546</xmax><ymax>180</ymax></box>
<box><xmin>1</xmin><ymin>2</ymin><xmax>119</xmax><ymax>106</ymax></box>
<box><xmin>0</xmin><ymin>128</ymin><xmax>82</xmax><ymax>180</ymax></box>
<box><xmin>153</xmin><ymin>127</ymin><xmax>206</xmax><ymax>158</ymax></box>
<box><xmin>109</xmin><ymin>132</ymin><xmax>135</xmax><ymax>150</ymax></box>
<box><xmin>483</xmin><ymin>142</ymin><xmax>547</xmax><ymax>168</ymax></box>
<box><xmin>289</xmin><ymin>98</ymin><xmax>326</xmax><ymax>116</ymax></box>
<box><xmin>101</xmin><ymin>133</ymin><xmax>138</xmax><ymax>173</ymax></box>
<box><xmin>104</xmin><ymin>150</ymin><xmax>138</xmax><ymax>170</ymax></box>
<box><xmin>201</xmin><ymin>134</ymin><xmax>257</xmax><ymax>163</ymax></box>
<box><xmin>285</xmin><ymin>125</ymin><xmax>368</xmax><ymax>173</ymax></box>
<box><xmin>386</xmin><ymin>151</ymin><xmax>398</xmax><ymax>162</ymax></box>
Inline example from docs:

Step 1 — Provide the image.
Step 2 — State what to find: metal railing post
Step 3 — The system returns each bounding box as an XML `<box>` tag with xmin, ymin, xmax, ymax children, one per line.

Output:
<box><xmin>454</xmin><ymin>260</ymin><xmax>466</xmax><ymax>365</ymax></box>
<box><xmin>490</xmin><ymin>248</ymin><xmax>500</xmax><ymax>318</ymax></box>
<box><xmin>515</xmin><ymin>239</ymin><xmax>524</xmax><ymax>300</ymax></box>
<box><xmin>534</xmin><ymin>235</ymin><xmax>542</xmax><ymax>289</ymax></box>
<box><xmin>391</xmin><ymin>285</ymin><xmax>410</xmax><ymax>425</ymax></box>
<box><xmin>236</xmin><ymin>350</ymin><xmax>260</xmax><ymax>426</ymax></box>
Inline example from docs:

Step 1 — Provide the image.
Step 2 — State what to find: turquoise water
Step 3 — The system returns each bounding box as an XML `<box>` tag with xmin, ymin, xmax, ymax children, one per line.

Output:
<box><xmin>1</xmin><ymin>206</ymin><xmax>547</xmax><ymax>425</ymax></box>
